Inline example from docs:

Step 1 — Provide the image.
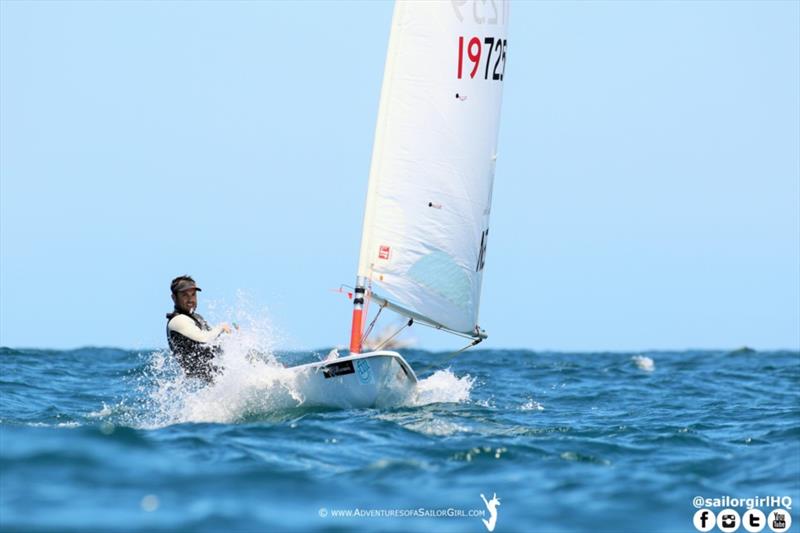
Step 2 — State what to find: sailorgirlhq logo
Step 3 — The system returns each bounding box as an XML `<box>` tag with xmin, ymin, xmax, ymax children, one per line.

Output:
<box><xmin>693</xmin><ymin>495</ymin><xmax>793</xmax><ymax>532</ymax></box>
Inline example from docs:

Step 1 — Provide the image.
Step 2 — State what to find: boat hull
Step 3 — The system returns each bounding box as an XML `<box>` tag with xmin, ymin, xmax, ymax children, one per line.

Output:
<box><xmin>289</xmin><ymin>351</ymin><xmax>418</xmax><ymax>409</ymax></box>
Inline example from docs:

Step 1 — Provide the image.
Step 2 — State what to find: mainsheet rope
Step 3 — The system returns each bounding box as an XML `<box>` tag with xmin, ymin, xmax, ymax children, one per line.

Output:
<box><xmin>415</xmin><ymin>337</ymin><xmax>483</xmax><ymax>376</ymax></box>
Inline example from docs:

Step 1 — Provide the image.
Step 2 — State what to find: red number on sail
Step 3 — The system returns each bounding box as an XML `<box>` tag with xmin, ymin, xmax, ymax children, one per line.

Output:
<box><xmin>457</xmin><ymin>36</ymin><xmax>464</xmax><ymax>79</ymax></box>
<box><xmin>467</xmin><ymin>37</ymin><xmax>481</xmax><ymax>79</ymax></box>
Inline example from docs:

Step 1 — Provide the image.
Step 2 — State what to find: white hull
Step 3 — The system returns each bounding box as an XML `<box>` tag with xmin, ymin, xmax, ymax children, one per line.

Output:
<box><xmin>289</xmin><ymin>351</ymin><xmax>418</xmax><ymax>409</ymax></box>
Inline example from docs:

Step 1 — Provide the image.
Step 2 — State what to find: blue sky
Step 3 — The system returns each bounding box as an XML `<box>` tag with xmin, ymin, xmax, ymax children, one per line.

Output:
<box><xmin>1</xmin><ymin>0</ymin><xmax>798</xmax><ymax>352</ymax></box>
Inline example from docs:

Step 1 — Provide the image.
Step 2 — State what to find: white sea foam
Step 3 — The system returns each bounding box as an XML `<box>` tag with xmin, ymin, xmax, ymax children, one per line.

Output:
<box><xmin>632</xmin><ymin>355</ymin><xmax>655</xmax><ymax>372</ymax></box>
<box><xmin>410</xmin><ymin>369</ymin><xmax>474</xmax><ymax>406</ymax></box>
<box><xmin>404</xmin><ymin>416</ymin><xmax>471</xmax><ymax>436</ymax></box>
<box><xmin>520</xmin><ymin>399</ymin><xmax>544</xmax><ymax>411</ymax></box>
<box><xmin>25</xmin><ymin>421</ymin><xmax>81</xmax><ymax>428</ymax></box>
<box><xmin>87</xmin><ymin>403</ymin><xmax>113</xmax><ymax>419</ymax></box>
<box><xmin>366</xmin><ymin>369</ymin><xmax>475</xmax><ymax>436</ymax></box>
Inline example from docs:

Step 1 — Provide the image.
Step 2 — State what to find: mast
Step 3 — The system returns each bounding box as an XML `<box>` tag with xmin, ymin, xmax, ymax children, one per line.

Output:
<box><xmin>349</xmin><ymin>278</ymin><xmax>367</xmax><ymax>354</ymax></box>
<box><xmin>349</xmin><ymin>1</ymin><xmax>404</xmax><ymax>355</ymax></box>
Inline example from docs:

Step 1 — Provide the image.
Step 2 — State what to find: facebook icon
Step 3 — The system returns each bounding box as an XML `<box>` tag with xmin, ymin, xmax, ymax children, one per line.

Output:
<box><xmin>693</xmin><ymin>509</ymin><xmax>716</xmax><ymax>532</ymax></box>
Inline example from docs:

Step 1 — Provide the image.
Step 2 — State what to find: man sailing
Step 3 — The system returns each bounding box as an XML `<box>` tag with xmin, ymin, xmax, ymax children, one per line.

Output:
<box><xmin>166</xmin><ymin>275</ymin><xmax>231</xmax><ymax>381</ymax></box>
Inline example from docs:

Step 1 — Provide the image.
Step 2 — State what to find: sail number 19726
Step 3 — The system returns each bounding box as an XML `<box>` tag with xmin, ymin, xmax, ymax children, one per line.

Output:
<box><xmin>457</xmin><ymin>36</ymin><xmax>507</xmax><ymax>80</ymax></box>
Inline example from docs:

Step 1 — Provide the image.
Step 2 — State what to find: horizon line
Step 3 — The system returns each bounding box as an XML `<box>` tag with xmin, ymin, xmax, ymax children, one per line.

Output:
<box><xmin>1</xmin><ymin>344</ymin><xmax>798</xmax><ymax>354</ymax></box>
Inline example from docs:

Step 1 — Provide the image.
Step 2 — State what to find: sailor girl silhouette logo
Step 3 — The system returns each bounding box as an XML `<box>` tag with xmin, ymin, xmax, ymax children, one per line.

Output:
<box><xmin>480</xmin><ymin>493</ymin><xmax>501</xmax><ymax>531</ymax></box>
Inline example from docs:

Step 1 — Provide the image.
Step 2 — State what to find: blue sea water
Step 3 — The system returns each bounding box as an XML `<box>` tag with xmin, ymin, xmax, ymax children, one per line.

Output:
<box><xmin>1</xmin><ymin>345</ymin><xmax>798</xmax><ymax>532</ymax></box>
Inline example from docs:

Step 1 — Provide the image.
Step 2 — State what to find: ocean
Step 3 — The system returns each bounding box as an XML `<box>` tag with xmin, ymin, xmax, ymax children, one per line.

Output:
<box><xmin>1</xmin><ymin>345</ymin><xmax>798</xmax><ymax>532</ymax></box>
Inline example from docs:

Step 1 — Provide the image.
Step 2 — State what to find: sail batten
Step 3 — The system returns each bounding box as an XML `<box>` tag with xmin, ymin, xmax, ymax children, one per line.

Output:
<box><xmin>354</xmin><ymin>0</ymin><xmax>509</xmax><ymax>341</ymax></box>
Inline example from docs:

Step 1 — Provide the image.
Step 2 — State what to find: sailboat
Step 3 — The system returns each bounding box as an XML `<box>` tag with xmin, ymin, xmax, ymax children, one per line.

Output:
<box><xmin>291</xmin><ymin>0</ymin><xmax>509</xmax><ymax>408</ymax></box>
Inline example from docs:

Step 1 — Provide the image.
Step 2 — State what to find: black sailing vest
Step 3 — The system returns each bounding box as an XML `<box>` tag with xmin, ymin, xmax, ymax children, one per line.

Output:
<box><xmin>166</xmin><ymin>310</ymin><xmax>220</xmax><ymax>381</ymax></box>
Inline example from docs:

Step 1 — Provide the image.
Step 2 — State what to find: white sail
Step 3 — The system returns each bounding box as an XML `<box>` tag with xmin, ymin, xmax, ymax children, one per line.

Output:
<box><xmin>356</xmin><ymin>0</ymin><xmax>510</xmax><ymax>336</ymax></box>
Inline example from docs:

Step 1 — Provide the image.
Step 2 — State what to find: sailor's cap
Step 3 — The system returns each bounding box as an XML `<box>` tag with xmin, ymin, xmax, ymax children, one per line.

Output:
<box><xmin>171</xmin><ymin>277</ymin><xmax>202</xmax><ymax>294</ymax></box>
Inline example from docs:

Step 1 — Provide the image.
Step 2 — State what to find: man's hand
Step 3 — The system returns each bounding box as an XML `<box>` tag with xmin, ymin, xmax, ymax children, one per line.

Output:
<box><xmin>221</xmin><ymin>323</ymin><xmax>232</xmax><ymax>334</ymax></box>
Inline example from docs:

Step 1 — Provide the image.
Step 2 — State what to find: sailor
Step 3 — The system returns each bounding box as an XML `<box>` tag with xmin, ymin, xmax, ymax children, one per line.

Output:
<box><xmin>166</xmin><ymin>275</ymin><xmax>231</xmax><ymax>381</ymax></box>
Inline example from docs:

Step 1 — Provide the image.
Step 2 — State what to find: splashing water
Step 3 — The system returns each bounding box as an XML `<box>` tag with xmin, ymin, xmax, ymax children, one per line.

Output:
<box><xmin>106</xmin><ymin>294</ymin><xmax>476</xmax><ymax>427</ymax></box>
<box><xmin>632</xmin><ymin>355</ymin><xmax>655</xmax><ymax>372</ymax></box>
<box><xmin>520</xmin><ymin>399</ymin><xmax>544</xmax><ymax>411</ymax></box>
<box><xmin>120</xmin><ymin>298</ymin><xmax>304</xmax><ymax>428</ymax></box>
<box><xmin>122</xmin><ymin>346</ymin><xmax>473</xmax><ymax>429</ymax></box>
<box><xmin>411</xmin><ymin>369</ymin><xmax>474</xmax><ymax>406</ymax></box>
<box><xmin>126</xmin><ymin>356</ymin><xmax>474</xmax><ymax>428</ymax></box>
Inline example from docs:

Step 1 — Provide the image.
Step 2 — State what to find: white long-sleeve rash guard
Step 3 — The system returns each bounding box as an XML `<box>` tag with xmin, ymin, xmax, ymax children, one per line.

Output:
<box><xmin>167</xmin><ymin>314</ymin><xmax>224</xmax><ymax>344</ymax></box>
